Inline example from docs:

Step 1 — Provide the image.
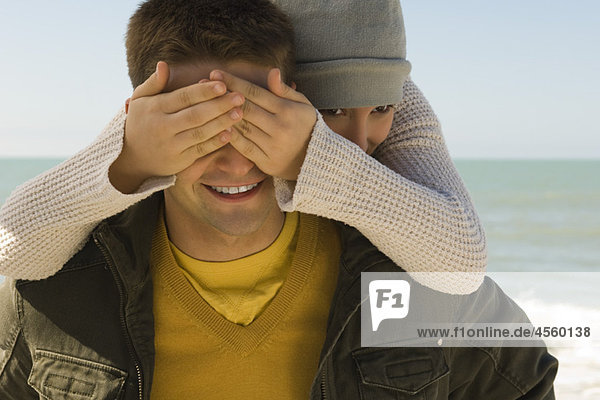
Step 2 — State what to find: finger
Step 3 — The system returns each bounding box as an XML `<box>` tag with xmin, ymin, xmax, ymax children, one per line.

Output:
<box><xmin>180</xmin><ymin>130</ymin><xmax>232</xmax><ymax>161</ymax></box>
<box><xmin>175</xmin><ymin>107</ymin><xmax>243</xmax><ymax>150</ymax></box>
<box><xmin>266</xmin><ymin>68</ymin><xmax>310</xmax><ymax>104</ymax></box>
<box><xmin>233</xmin><ymin>118</ymin><xmax>271</xmax><ymax>149</ymax></box>
<box><xmin>131</xmin><ymin>61</ymin><xmax>170</xmax><ymax>101</ymax></box>
<box><xmin>160</xmin><ymin>80</ymin><xmax>230</xmax><ymax>114</ymax></box>
<box><xmin>210</xmin><ymin>69</ymin><xmax>281</xmax><ymax>113</ymax></box>
<box><xmin>166</xmin><ymin>91</ymin><xmax>245</xmax><ymax>133</ymax></box>
<box><xmin>229</xmin><ymin>129</ymin><xmax>269</xmax><ymax>164</ymax></box>
<box><xmin>239</xmin><ymin>99</ymin><xmax>278</xmax><ymax>136</ymax></box>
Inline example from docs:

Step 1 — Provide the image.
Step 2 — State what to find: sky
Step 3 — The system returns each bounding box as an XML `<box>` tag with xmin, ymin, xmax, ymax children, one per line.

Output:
<box><xmin>0</xmin><ymin>0</ymin><xmax>598</xmax><ymax>159</ymax></box>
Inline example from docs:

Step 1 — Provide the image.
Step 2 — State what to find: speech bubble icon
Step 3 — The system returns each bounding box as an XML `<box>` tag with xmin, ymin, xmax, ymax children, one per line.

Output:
<box><xmin>369</xmin><ymin>280</ymin><xmax>411</xmax><ymax>331</ymax></box>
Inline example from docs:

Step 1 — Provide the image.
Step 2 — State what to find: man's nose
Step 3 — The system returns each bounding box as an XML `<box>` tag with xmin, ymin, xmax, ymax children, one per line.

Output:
<box><xmin>214</xmin><ymin>144</ymin><xmax>256</xmax><ymax>177</ymax></box>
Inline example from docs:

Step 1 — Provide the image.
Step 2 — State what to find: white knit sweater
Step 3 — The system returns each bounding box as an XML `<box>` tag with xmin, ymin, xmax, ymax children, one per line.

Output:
<box><xmin>0</xmin><ymin>79</ymin><xmax>486</xmax><ymax>293</ymax></box>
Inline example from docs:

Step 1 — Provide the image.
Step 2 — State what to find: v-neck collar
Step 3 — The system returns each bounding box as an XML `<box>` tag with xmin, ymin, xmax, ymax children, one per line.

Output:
<box><xmin>151</xmin><ymin>212</ymin><xmax>321</xmax><ymax>356</ymax></box>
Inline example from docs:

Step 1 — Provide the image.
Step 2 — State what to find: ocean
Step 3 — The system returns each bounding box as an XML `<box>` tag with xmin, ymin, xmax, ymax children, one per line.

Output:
<box><xmin>454</xmin><ymin>160</ymin><xmax>600</xmax><ymax>399</ymax></box>
<box><xmin>1</xmin><ymin>158</ymin><xmax>599</xmax><ymax>397</ymax></box>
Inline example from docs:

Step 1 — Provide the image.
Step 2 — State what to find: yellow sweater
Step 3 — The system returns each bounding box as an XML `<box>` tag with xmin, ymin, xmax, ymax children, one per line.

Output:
<box><xmin>149</xmin><ymin>212</ymin><xmax>341</xmax><ymax>399</ymax></box>
<box><xmin>169</xmin><ymin>212</ymin><xmax>300</xmax><ymax>326</ymax></box>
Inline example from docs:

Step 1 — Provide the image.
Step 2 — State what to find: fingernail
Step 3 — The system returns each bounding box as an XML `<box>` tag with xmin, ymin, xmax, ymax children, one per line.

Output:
<box><xmin>211</xmin><ymin>70</ymin><xmax>224</xmax><ymax>80</ymax></box>
<box><xmin>232</xmin><ymin>94</ymin><xmax>244</xmax><ymax>106</ymax></box>
<box><xmin>220</xmin><ymin>132</ymin><xmax>230</xmax><ymax>142</ymax></box>
<box><xmin>230</xmin><ymin>109</ymin><xmax>240</xmax><ymax>119</ymax></box>
<box><xmin>213</xmin><ymin>82</ymin><xmax>225</xmax><ymax>93</ymax></box>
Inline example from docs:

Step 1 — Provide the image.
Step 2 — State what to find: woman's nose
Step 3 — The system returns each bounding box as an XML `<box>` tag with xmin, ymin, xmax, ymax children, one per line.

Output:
<box><xmin>341</xmin><ymin>119</ymin><xmax>369</xmax><ymax>152</ymax></box>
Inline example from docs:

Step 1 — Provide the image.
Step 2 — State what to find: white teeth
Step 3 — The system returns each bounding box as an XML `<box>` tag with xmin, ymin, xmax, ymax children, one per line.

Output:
<box><xmin>210</xmin><ymin>183</ymin><xmax>258</xmax><ymax>194</ymax></box>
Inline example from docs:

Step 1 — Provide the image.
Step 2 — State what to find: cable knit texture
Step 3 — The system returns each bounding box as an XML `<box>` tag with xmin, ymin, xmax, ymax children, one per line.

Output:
<box><xmin>0</xmin><ymin>80</ymin><xmax>486</xmax><ymax>293</ymax></box>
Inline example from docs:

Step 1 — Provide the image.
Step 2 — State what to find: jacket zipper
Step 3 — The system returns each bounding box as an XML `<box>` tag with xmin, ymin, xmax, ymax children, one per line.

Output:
<box><xmin>316</xmin><ymin>289</ymin><xmax>364</xmax><ymax>400</ymax></box>
<box><xmin>94</xmin><ymin>234</ymin><xmax>144</xmax><ymax>400</ymax></box>
<box><xmin>320</xmin><ymin>360</ymin><xmax>328</xmax><ymax>400</ymax></box>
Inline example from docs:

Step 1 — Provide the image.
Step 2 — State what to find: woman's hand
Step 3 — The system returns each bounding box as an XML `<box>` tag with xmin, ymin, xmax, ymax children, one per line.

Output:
<box><xmin>109</xmin><ymin>61</ymin><xmax>244</xmax><ymax>193</ymax></box>
<box><xmin>210</xmin><ymin>68</ymin><xmax>317</xmax><ymax>181</ymax></box>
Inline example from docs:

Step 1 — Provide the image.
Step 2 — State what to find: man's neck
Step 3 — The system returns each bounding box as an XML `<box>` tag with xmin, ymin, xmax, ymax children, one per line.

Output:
<box><xmin>163</xmin><ymin>207</ymin><xmax>286</xmax><ymax>262</ymax></box>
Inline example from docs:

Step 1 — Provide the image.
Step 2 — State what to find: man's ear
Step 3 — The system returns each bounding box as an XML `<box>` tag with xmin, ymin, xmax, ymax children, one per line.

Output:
<box><xmin>291</xmin><ymin>82</ymin><xmax>297</xmax><ymax>90</ymax></box>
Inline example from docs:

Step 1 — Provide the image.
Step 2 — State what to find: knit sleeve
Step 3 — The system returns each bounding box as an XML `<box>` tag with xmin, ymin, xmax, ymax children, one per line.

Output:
<box><xmin>274</xmin><ymin>79</ymin><xmax>487</xmax><ymax>294</ymax></box>
<box><xmin>0</xmin><ymin>108</ymin><xmax>175</xmax><ymax>280</ymax></box>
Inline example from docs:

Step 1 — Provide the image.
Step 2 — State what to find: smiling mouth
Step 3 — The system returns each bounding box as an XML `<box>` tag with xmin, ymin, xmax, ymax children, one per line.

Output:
<box><xmin>209</xmin><ymin>183</ymin><xmax>259</xmax><ymax>194</ymax></box>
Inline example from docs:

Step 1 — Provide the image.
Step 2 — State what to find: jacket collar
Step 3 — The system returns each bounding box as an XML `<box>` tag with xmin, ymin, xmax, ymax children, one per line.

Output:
<box><xmin>94</xmin><ymin>193</ymin><xmax>163</xmax><ymax>291</ymax></box>
<box><xmin>314</xmin><ymin>224</ymin><xmax>400</xmax><ymax>370</ymax></box>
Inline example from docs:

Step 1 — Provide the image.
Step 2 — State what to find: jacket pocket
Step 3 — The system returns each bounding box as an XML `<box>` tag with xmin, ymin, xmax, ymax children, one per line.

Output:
<box><xmin>27</xmin><ymin>349</ymin><xmax>127</xmax><ymax>400</ymax></box>
<box><xmin>352</xmin><ymin>347</ymin><xmax>449</xmax><ymax>400</ymax></box>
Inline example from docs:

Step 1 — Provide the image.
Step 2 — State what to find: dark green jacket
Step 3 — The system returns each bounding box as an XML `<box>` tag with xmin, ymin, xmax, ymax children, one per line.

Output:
<box><xmin>0</xmin><ymin>195</ymin><xmax>558</xmax><ymax>399</ymax></box>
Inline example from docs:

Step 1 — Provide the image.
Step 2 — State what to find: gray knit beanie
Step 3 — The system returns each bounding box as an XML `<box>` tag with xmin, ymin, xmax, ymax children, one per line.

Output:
<box><xmin>271</xmin><ymin>0</ymin><xmax>411</xmax><ymax>109</ymax></box>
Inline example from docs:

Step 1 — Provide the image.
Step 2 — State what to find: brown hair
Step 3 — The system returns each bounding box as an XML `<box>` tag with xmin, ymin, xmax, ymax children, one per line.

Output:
<box><xmin>126</xmin><ymin>0</ymin><xmax>296</xmax><ymax>87</ymax></box>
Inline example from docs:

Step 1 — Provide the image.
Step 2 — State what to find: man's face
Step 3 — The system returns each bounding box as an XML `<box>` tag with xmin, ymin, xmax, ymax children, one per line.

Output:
<box><xmin>163</xmin><ymin>61</ymin><xmax>283</xmax><ymax>245</ymax></box>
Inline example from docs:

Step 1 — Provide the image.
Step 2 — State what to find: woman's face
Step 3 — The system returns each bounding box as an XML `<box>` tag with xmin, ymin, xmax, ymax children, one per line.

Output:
<box><xmin>319</xmin><ymin>105</ymin><xmax>395</xmax><ymax>154</ymax></box>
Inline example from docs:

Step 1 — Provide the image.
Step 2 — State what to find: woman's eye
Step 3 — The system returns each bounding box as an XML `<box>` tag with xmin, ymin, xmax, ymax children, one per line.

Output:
<box><xmin>321</xmin><ymin>108</ymin><xmax>344</xmax><ymax>116</ymax></box>
<box><xmin>372</xmin><ymin>105</ymin><xmax>393</xmax><ymax>114</ymax></box>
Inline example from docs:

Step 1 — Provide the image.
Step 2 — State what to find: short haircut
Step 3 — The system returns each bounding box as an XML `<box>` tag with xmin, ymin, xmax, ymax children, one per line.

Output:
<box><xmin>126</xmin><ymin>0</ymin><xmax>296</xmax><ymax>88</ymax></box>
